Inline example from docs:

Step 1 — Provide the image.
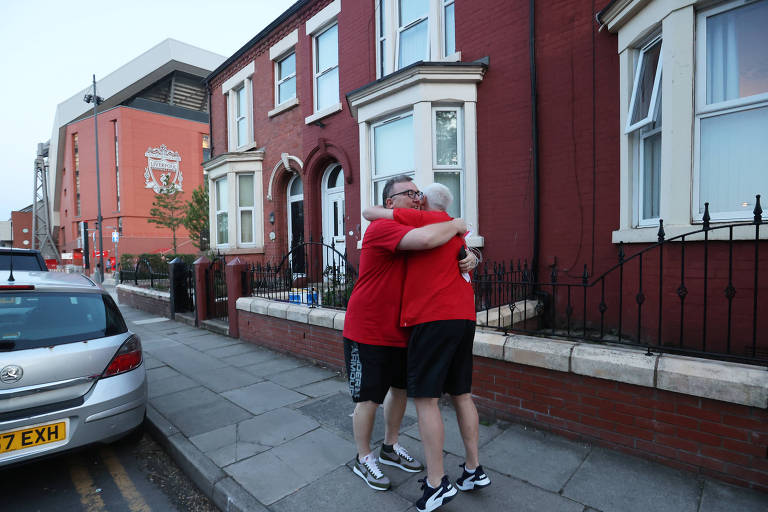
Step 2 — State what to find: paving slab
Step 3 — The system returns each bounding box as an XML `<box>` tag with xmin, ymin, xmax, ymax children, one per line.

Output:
<box><xmin>298</xmin><ymin>392</ymin><xmax>417</xmax><ymax>443</ymax></box>
<box><xmin>403</xmin><ymin>404</ymin><xmax>505</xmax><ymax>459</ymax></box>
<box><xmin>151</xmin><ymin>386</ymin><xmax>220</xmax><ymax>417</ymax></box>
<box><xmin>225</xmin><ymin>449</ymin><xmax>312</xmax><ymax>505</ymax></box>
<box><xmin>268</xmin><ymin>365</ymin><xmax>338</xmax><ymax>388</ymax></box>
<box><xmin>183</xmin><ymin>334</ymin><xmax>241</xmax><ymax>352</ymax></box>
<box><xmin>294</xmin><ymin>377</ymin><xmax>349</xmax><ymax>398</ymax></box>
<box><xmin>699</xmin><ymin>479</ymin><xmax>768</xmax><ymax>512</ymax></box>
<box><xmin>151</xmin><ymin>344</ymin><xmax>231</xmax><ymax>373</ymax></box>
<box><xmin>562</xmin><ymin>447</ymin><xmax>701</xmax><ymax>512</ymax></box>
<box><xmin>237</xmin><ymin>408</ymin><xmax>320</xmax><ymax>447</ymax></box>
<box><xmin>148</xmin><ymin>374</ymin><xmax>198</xmax><ymax>399</ymax></box>
<box><xmin>269</xmin><ymin>428</ymin><xmax>355</xmax><ymax>482</ymax></box>
<box><xmin>222</xmin><ymin>349</ymin><xmax>282</xmax><ymax>368</ymax></box>
<box><xmin>205</xmin><ymin>342</ymin><xmax>261</xmax><ymax>359</ymax></box>
<box><xmin>222</xmin><ymin>381</ymin><xmax>306</xmax><ymax>415</ymax></box>
<box><xmin>143</xmin><ymin>355</ymin><xmax>165</xmax><ymax>369</ymax></box>
<box><xmin>478</xmin><ymin>424</ymin><xmax>590</xmax><ymax>492</ymax></box>
<box><xmin>188</xmin><ymin>365</ymin><xmax>262</xmax><ymax>392</ymax></box>
<box><xmin>271</xmin><ymin>465</ymin><xmax>413</xmax><ymax>512</ymax></box>
<box><xmin>147</xmin><ymin>365</ymin><xmax>181</xmax><ymax>382</ymax></box>
<box><xmin>242</xmin><ymin>356</ymin><xmax>307</xmax><ymax>377</ymax></box>
<box><xmin>166</xmin><ymin>397</ymin><xmax>253</xmax><ymax>437</ymax></box>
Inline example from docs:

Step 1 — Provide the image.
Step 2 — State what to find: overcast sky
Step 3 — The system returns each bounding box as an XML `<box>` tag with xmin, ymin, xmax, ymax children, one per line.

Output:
<box><xmin>0</xmin><ymin>0</ymin><xmax>296</xmax><ymax>221</ymax></box>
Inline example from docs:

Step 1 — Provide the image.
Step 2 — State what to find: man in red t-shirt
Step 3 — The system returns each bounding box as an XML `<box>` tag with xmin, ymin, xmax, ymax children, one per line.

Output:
<box><xmin>343</xmin><ymin>175</ymin><xmax>470</xmax><ymax>492</ymax></box>
<box><xmin>364</xmin><ymin>183</ymin><xmax>489</xmax><ymax>511</ymax></box>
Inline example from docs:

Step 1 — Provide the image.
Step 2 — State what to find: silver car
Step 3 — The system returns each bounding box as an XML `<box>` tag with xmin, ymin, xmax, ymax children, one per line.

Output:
<box><xmin>0</xmin><ymin>270</ymin><xmax>147</xmax><ymax>466</ymax></box>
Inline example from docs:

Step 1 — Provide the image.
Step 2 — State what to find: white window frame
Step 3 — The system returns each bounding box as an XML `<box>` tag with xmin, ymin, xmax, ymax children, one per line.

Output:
<box><xmin>371</xmin><ymin>111</ymin><xmax>416</xmax><ymax>206</ymax></box>
<box><xmin>693</xmin><ymin>0</ymin><xmax>768</xmax><ymax>222</ymax></box>
<box><xmin>275</xmin><ymin>52</ymin><xmax>297</xmax><ymax>107</ymax></box>
<box><xmin>214</xmin><ymin>177</ymin><xmax>228</xmax><ymax>247</ymax></box>
<box><xmin>396</xmin><ymin>0</ymin><xmax>430</xmax><ymax>69</ymax></box>
<box><xmin>376</xmin><ymin>0</ymin><xmax>459</xmax><ymax>78</ymax></box>
<box><xmin>625</xmin><ymin>36</ymin><xmax>662</xmax><ymax>134</ymax></box>
<box><xmin>442</xmin><ymin>0</ymin><xmax>455</xmax><ymax>58</ymax></box>
<box><xmin>222</xmin><ymin>62</ymin><xmax>255</xmax><ymax>152</ymax></box>
<box><xmin>269</xmin><ymin>29</ymin><xmax>299</xmax><ymax>117</ymax></box>
<box><xmin>432</xmin><ymin>105</ymin><xmax>464</xmax><ymax>218</ymax></box>
<box><xmin>237</xmin><ymin>173</ymin><xmax>256</xmax><ymax>246</ymax></box>
<box><xmin>305</xmin><ymin>0</ymin><xmax>343</xmax><ymax>124</ymax></box>
<box><xmin>312</xmin><ymin>23</ymin><xmax>340</xmax><ymax>114</ymax></box>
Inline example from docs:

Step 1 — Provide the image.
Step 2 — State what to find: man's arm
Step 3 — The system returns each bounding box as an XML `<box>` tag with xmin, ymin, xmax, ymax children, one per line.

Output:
<box><xmin>362</xmin><ymin>206</ymin><xmax>393</xmax><ymax>221</ymax></box>
<box><xmin>397</xmin><ymin>218</ymin><xmax>467</xmax><ymax>250</ymax></box>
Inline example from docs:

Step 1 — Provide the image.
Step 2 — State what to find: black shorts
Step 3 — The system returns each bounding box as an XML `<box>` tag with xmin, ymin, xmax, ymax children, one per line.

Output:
<box><xmin>344</xmin><ymin>338</ymin><xmax>407</xmax><ymax>404</ymax></box>
<box><xmin>407</xmin><ymin>320</ymin><xmax>475</xmax><ymax>398</ymax></box>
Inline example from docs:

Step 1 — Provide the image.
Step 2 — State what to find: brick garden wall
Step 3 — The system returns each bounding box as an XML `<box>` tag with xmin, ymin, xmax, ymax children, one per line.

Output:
<box><xmin>117</xmin><ymin>287</ymin><xmax>170</xmax><ymax>318</ymax></box>
<box><xmin>472</xmin><ymin>356</ymin><xmax>768</xmax><ymax>493</ymax></box>
<box><xmin>238</xmin><ymin>309</ymin><xmax>345</xmax><ymax>371</ymax></box>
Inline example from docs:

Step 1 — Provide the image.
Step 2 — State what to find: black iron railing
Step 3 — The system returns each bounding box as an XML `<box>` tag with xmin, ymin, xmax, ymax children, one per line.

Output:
<box><xmin>206</xmin><ymin>255</ymin><xmax>227</xmax><ymax>320</ymax></box>
<box><xmin>119</xmin><ymin>258</ymin><xmax>169</xmax><ymax>290</ymax></box>
<box><xmin>488</xmin><ymin>197</ymin><xmax>766</xmax><ymax>366</ymax></box>
<box><xmin>248</xmin><ymin>240</ymin><xmax>357</xmax><ymax>310</ymax></box>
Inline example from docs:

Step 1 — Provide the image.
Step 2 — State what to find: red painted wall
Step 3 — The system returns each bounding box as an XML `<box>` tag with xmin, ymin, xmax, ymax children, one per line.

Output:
<box><xmin>11</xmin><ymin>211</ymin><xmax>33</xmax><ymax>249</ymax></box>
<box><xmin>58</xmin><ymin>107</ymin><xmax>209</xmax><ymax>261</ymax></box>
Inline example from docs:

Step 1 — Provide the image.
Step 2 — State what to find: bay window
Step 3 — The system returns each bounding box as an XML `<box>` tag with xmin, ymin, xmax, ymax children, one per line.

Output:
<box><xmin>433</xmin><ymin>106</ymin><xmax>463</xmax><ymax>218</ymax></box>
<box><xmin>215</xmin><ymin>178</ymin><xmax>228</xmax><ymax>246</ymax></box>
<box><xmin>238</xmin><ymin>174</ymin><xmax>255</xmax><ymax>245</ymax></box>
<box><xmin>372</xmin><ymin>113</ymin><xmax>415</xmax><ymax>205</ymax></box>
<box><xmin>695</xmin><ymin>0</ymin><xmax>768</xmax><ymax>221</ymax></box>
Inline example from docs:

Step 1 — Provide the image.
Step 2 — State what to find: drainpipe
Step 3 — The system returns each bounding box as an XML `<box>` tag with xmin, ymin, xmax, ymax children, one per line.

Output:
<box><xmin>529</xmin><ymin>0</ymin><xmax>540</xmax><ymax>281</ymax></box>
<box><xmin>206</xmin><ymin>83</ymin><xmax>214</xmax><ymax>159</ymax></box>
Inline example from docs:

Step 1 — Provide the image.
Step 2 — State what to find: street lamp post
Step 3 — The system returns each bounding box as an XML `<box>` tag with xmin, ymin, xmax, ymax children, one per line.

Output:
<box><xmin>84</xmin><ymin>75</ymin><xmax>105</xmax><ymax>279</ymax></box>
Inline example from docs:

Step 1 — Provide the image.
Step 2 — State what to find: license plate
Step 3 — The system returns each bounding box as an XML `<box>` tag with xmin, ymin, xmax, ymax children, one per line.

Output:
<box><xmin>0</xmin><ymin>420</ymin><xmax>67</xmax><ymax>455</ymax></box>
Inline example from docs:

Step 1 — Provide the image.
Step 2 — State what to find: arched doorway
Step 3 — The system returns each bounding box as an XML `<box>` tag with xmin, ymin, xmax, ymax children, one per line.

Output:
<box><xmin>287</xmin><ymin>174</ymin><xmax>305</xmax><ymax>275</ymax></box>
<box><xmin>321</xmin><ymin>163</ymin><xmax>345</xmax><ymax>269</ymax></box>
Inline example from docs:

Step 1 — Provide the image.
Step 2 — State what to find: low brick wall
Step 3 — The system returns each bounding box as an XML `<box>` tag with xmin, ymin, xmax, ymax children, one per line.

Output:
<box><xmin>117</xmin><ymin>284</ymin><xmax>171</xmax><ymax>318</ymax></box>
<box><xmin>472</xmin><ymin>357</ymin><xmax>768</xmax><ymax>493</ymax></box>
<box><xmin>238</xmin><ymin>312</ymin><xmax>345</xmax><ymax>370</ymax></box>
<box><xmin>237</xmin><ymin>297</ymin><xmax>768</xmax><ymax>492</ymax></box>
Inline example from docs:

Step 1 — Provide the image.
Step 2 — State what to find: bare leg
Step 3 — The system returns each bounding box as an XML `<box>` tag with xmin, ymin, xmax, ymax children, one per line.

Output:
<box><xmin>451</xmin><ymin>393</ymin><xmax>480</xmax><ymax>469</ymax></box>
<box><xmin>353</xmin><ymin>401</ymin><xmax>379</xmax><ymax>459</ymax></box>
<box><xmin>383</xmin><ymin>387</ymin><xmax>407</xmax><ymax>445</ymax></box>
<box><xmin>414</xmin><ymin>397</ymin><xmax>444</xmax><ymax>487</ymax></box>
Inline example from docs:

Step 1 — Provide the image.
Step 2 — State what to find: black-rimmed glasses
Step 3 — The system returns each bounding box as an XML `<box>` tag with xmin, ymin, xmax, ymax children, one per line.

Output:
<box><xmin>388</xmin><ymin>190</ymin><xmax>424</xmax><ymax>200</ymax></box>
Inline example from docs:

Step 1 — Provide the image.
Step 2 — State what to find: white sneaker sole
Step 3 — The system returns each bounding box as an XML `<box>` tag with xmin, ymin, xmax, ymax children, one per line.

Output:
<box><xmin>456</xmin><ymin>476</ymin><xmax>491</xmax><ymax>491</ymax></box>
<box><xmin>352</xmin><ymin>465</ymin><xmax>390</xmax><ymax>491</ymax></box>
<box><xmin>418</xmin><ymin>486</ymin><xmax>457</xmax><ymax>512</ymax></box>
<box><xmin>378</xmin><ymin>456</ymin><xmax>423</xmax><ymax>473</ymax></box>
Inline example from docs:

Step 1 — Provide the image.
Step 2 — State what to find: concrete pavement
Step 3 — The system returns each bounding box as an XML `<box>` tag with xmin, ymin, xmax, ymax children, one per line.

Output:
<box><xmin>113</xmin><ymin>294</ymin><xmax>768</xmax><ymax>512</ymax></box>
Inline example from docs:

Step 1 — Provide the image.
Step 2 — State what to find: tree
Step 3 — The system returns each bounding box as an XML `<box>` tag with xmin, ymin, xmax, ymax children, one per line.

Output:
<box><xmin>148</xmin><ymin>186</ymin><xmax>185</xmax><ymax>253</ymax></box>
<box><xmin>182</xmin><ymin>184</ymin><xmax>210</xmax><ymax>251</ymax></box>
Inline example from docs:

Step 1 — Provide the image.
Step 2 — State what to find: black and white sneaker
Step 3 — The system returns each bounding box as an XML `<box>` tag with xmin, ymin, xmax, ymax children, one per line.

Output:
<box><xmin>353</xmin><ymin>454</ymin><xmax>391</xmax><ymax>491</ymax></box>
<box><xmin>455</xmin><ymin>463</ymin><xmax>491</xmax><ymax>491</ymax></box>
<box><xmin>379</xmin><ymin>442</ymin><xmax>424</xmax><ymax>472</ymax></box>
<box><xmin>415</xmin><ymin>475</ymin><xmax>457</xmax><ymax>512</ymax></box>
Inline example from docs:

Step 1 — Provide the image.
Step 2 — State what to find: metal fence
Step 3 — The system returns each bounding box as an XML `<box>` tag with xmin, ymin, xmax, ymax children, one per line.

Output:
<box><xmin>491</xmin><ymin>199</ymin><xmax>766</xmax><ymax>366</ymax></box>
<box><xmin>119</xmin><ymin>258</ymin><xmax>169</xmax><ymax>290</ymax></box>
<box><xmin>206</xmin><ymin>255</ymin><xmax>228</xmax><ymax>320</ymax></box>
<box><xmin>248</xmin><ymin>240</ymin><xmax>357</xmax><ymax>310</ymax></box>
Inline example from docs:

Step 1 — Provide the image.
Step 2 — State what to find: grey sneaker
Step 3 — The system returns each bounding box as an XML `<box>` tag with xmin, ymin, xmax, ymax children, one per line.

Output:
<box><xmin>353</xmin><ymin>455</ymin><xmax>391</xmax><ymax>491</ymax></box>
<box><xmin>379</xmin><ymin>442</ymin><xmax>424</xmax><ymax>473</ymax></box>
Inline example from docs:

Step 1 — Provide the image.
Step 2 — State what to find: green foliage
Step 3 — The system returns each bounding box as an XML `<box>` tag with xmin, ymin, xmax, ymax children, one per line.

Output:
<box><xmin>182</xmin><ymin>184</ymin><xmax>210</xmax><ymax>251</ymax></box>
<box><xmin>148</xmin><ymin>186</ymin><xmax>185</xmax><ymax>253</ymax></box>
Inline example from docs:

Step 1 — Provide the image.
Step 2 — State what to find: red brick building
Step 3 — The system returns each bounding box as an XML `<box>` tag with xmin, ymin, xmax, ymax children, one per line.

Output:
<box><xmin>11</xmin><ymin>208</ymin><xmax>33</xmax><ymax>249</ymax></box>
<box><xmin>50</xmin><ymin>39</ymin><xmax>225</xmax><ymax>268</ymax></box>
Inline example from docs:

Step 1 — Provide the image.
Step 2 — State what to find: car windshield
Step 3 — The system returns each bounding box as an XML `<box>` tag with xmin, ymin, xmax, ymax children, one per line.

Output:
<box><xmin>0</xmin><ymin>254</ymin><xmax>43</xmax><ymax>271</ymax></box>
<box><xmin>0</xmin><ymin>292</ymin><xmax>127</xmax><ymax>351</ymax></box>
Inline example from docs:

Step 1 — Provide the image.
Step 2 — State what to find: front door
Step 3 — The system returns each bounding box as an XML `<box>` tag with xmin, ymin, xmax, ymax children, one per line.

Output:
<box><xmin>322</xmin><ymin>164</ymin><xmax>345</xmax><ymax>270</ymax></box>
<box><xmin>287</xmin><ymin>174</ymin><xmax>305</xmax><ymax>275</ymax></box>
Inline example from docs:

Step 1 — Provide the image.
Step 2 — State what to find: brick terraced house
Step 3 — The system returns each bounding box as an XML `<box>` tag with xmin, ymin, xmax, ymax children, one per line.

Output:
<box><xmin>196</xmin><ymin>0</ymin><xmax>767</xmax><ymax>492</ymax></box>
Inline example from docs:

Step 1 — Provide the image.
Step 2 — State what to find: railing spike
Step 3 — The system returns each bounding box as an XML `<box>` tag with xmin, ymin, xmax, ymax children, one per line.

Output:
<box><xmin>754</xmin><ymin>194</ymin><xmax>763</xmax><ymax>225</ymax></box>
<box><xmin>657</xmin><ymin>219</ymin><xmax>665</xmax><ymax>243</ymax></box>
<box><xmin>618</xmin><ymin>242</ymin><xmax>625</xmax><ymax>264</ymax></box>
<box><xmin>703</xmin><ymin>202</ymin><xmax>711</xmax><ymax>231</ymax></box>
<box><xmin>582</xmin><ymin>264</ymin><xmax>589</xmax><ymax>285</ymax></box>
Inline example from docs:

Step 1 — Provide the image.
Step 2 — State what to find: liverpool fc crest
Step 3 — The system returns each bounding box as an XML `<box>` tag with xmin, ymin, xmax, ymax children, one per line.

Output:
<box><xmin>144</xmin><ymin>145</ymin><xmax>183</xmax><ymax>193</ymax></box>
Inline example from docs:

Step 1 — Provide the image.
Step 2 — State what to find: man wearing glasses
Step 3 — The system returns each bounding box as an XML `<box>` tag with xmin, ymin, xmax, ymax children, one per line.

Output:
<box><xmin>343</xmin><ymin>175</ymin><xmax>473</xmax><ymax>492</ymax></box>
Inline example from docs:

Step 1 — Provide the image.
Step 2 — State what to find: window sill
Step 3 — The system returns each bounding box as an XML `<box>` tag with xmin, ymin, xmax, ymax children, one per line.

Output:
<box><xmin>232</xmin><ymin>141</ymin><xmax>258</xmax><ymax>153</ymax></box>
<box><xmin>268</xmin><ymin>97</ymin><xmax>299</xmax><ymax>118</ymax></box>
<box><xmin>305</xmin><ymin>102</ymin><xmax>343</xmax><ymax>125</ymax></box>
<box><xmin>612</xmin><ymin>224</ymin><xmax>768</xmax><ymax>244</ymax></box>
<box><xmin>217</xmin><ymin>246</ymin><xmax>265</xmax><ymax>255</ymax></box>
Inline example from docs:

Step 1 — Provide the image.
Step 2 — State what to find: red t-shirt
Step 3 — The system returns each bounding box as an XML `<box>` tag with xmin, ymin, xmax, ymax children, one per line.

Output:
<box><xmin>393</xmin><ymin>209</ymin><xmax>476</xmax><ymax>326</ymax></box>
<box><xmin>342</xmin><ymin>219</ymin><xmax>414</xmax><ymax>347</ymax></box>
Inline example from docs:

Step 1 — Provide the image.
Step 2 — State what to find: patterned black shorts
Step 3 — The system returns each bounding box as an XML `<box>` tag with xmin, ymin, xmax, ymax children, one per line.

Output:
<box><xmin>343</xmin><ymin>337</ymin><xmax>407</xmax><ymax>404</ymax></box>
